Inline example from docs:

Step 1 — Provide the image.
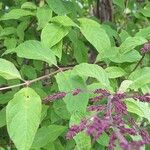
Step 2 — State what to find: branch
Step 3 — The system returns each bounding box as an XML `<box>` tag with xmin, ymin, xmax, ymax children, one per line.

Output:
<box><xmin>0</xmin><ymin>67</ymin><xmax>72</xmax><ymax>91</ymax></box>
<box><xmin>130</xmin><ymin>54</ymin><xmax>145</xmax><ymax>73</ymax></box>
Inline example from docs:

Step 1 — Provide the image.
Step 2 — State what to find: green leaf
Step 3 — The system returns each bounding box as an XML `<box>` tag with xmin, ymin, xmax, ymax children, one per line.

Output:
<box><xmin>36</xmin><ymin>5</ymin><xmax>52</xmax><ymax>30</ymax></box>
<box><xmin>119</xmin><ymin>30</ymin><xmax>130</xmax><ymax>42</ymax></box>
<box><xmin>0</xmin><ymin>58</ymin><xmax>22</xmax><ymax>80</ymax></box>
<box><xmin>97</xmin><ymin>132</ymin><xmax>109</xmax><ymax>146</ymax></box>
<box><xmin>0</xmin><ymin>9</ymin><xmax>34</xmax><ymax>21</ymax></box>
<box><xmin>41</xmin><ymin>23</ymin><xmax>69</xmax><ymax>48</ymax></box>
<box><xmin>51</xmin><ymin>16</ymin><xmax>78</xmax><ymax>27</ymax></box>
<box><xmin>17</xmin><ymin>21</ymin><xmax>29</xmax><ymax>41</ymax></box>
<box><xmin>107</xmin><ymin>49</ymin><xmax>142</xmax><ymax>63</ymax></box>
<box><xmin>113</xmin><ymin>0</ymin><xmax>125</xmax><ymax>9</ymax></box>
<box><xmin>53</xmin><ymin>100</ymin><xmax>70</xmax><ymax>120</ymax></box>
<box><xmin>135</xmin><ymin>26</ymin><xmax>150</xmax><ymax>38</ymax></box>
<box><xmin>15</xmin><ymin>40</ymin><xmax>57</xmax><ymax>66</ymax></box>
<box><xmin>21</xmin><ymin>65</ymin><xmax>37</xmax><ymax>80</ymax></box>
<box><xmin>140</xmin><ymin>5</ymin><xmax>150</xmax><ymax>17</ymax></box>
<box><xmin>4</xmin><ymin>38</ymin><xmax>17</xmax><ymax>49</ymax></box>
<box><xmin>78</xmin><ymin>18</ymin><xmax>111</xmax><ymax>54</ymax></box>
<box><xmin>73</xmin><ymin>63</ymin><xmax>111</xmax><ymax>90</ymax></box>
<box><xmin>56</xmin><ymin>70</ymin><xmax>89</xmax><ymax>113</ymax></box>
<box><xmin>129</xmin><ymin>67</ymin><xmax>150</xmax><ymax>89</ymax></box>
<box><xmin>51</xmin><ymin>41</ymin><xmax>63</xmax><ymax>60</ymax></box>
<box><xmin>74</xmin><ymin>132</ymin><xmax>91</xmax><ymax>150</ymax></box>
<box><xmin>31</xmin><ymin>125</ymin><xmax>66</xmax><ymax>149</ymax></box>
<box><xmin>0</xmin><ymin>91</ymin><xmax>15</xmax><ymax>104</ymax></box>
<box><xmin>46</xmin><ymin>0</ymin><xmax>68</xmax><ymax>15</ymax></box>
<box><xmin>73</xmin><ymin>40</ymin><xmax>88</xmax><ymax>63</ymax></box>
<box><xmin>6</xmin><ymin>87</ymin><xmax>42</xmax><ymax>150</ymax></box>
<box><xmin>69</xmin><ymin>30</ymin><xmax>88</xmax><ymax>63</ymax></box>
<box><xmin>105</xmin><ymin>66</ymin><xmax>126</xmax><ymax>78</ymax></box>
<box><xmin>43</xmin><ymin>142</ymin><xmax>55</xmax><ymax>150</ymax></box>
<box><xmin>118</xmin><ymin>50</ymin><xmax>142</xmax><ymax>63</ymax></box>
<box><xmin>0</xmin><ymin>27</ymin><xmax>16</xmax><ymax>37</ymax></box>
<box><xmin>119</xmin><ymin>36</ymin><xmax>147</xmax><ymax>54</ymax></box>
<box><xmin>118</xmin><ymin>80</ymin><xmax>133</xmax><ymax>92</ymax></box>
<box><xmin>125</xmin><ymin>98</ymin><xmax>144</xmax><ymax>117</ymax></box>
<box><xmin>69</xmin><ymin>112</ymin><xmax>91</xmax><ymax>150</ymax></box>
<box><xmin>21</xmin><ymin>2</ymin><xmax>37</xmax><ymax>10</ymax></box>
<box><xmin>125</xmin><ymin>98</ymin><xmax>150</xmax><ymax>122</ymax></box>
<box><xmin>0</xmin><ymin>107</ymin><xmax>6</xmax><ymax>128</ymax></box>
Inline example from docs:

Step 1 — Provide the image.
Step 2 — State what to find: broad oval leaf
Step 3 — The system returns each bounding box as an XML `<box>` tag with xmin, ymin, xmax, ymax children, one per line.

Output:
<box><xmin>105</xmin><ymin>66</ymin><xmax>126</xmax><ymax>78</ymax></box>
<box><xmin>46</xmin><ymin>0</ymin><xmax>68</xmax><ymax>15</ymax></box>
<box><xmin>70</xmin><ymin>112</ymin><xmax>91</xmax><ymax>150</ymax></box>
<box><xmin>56</xmin><ymin>70</ymin><xmax>89</xmax><ymax>113</ymax></box>
<box><xmin>36</xmin><ymin>6</ymin><xmax>52</xmax><ymax>30</ymax></box>
<box><xmin>0</xmin><ymin>9</ymin><xmax>34</xmax><ymax>21</ymax></box>
<box><xmin>140</xmin><ymin>5</ymin><xmax>150</xmax><ymax>17</ymax></box>
<box><xmin>41</xmin><ymin>23</ymin><xmax>69</xmax><ymax>48</ymax></box>
<box><xmin>129</xmin><ymin>67</ymin><xmax>150</xmax><ymax>89</ymax></box>
<box><xmin>78</xmin><ymin>18</ymin><xmax>111</xmax><ymax>54</ymax></box>
<box><xmin>50</xmin><ymin>16</ymin><xmax>78</xmax><ymax>27</ymax></box>
<box><xmin>113</xmin><ymin>0</ymin><xmax>125</xmax><ymax>9</ymax></box>
<box><xmin>119</xmin><ymin>36</ymin><xmax>147</xmax><ymax>54</ymax></box>
<box><xmin>6</xmin><ymin>87</ymin><xmax>42</xmax><ymax>150</ymax></box>
<box><xmin>31</xmin><ymin>125</ymin><xmax>66</xmax><ymax>149</ymax></box>
<box><xmin>74</xmin><ymin>132</ymin><xmax>91</xmax><ymax>150</ymax></box>
<box><xmin>125</xmin><ymin>98</ymin><xmax>144</xmax><ymax>117</ymax></box>
<box><xmin>0</xmin><ymin>58</ymin><xmax>21</xmax><ymax>80</ymax></box>
<box><xmin>21</xmin><ymin>2</ymin><xmax>37</xmax><ymax>10</ymax></box>
<box><xmin>73</xmin><ymin>63</ymin><xmax>111</xmax><ymax>90</ymax></box>
<box><xmin>15</xmin><ymin>40</ymin><xmax>57</xmax><ymax>66</ymax></box>
<box><xmin>135</xmin><ymin>26</ymin><xmax>150</xmax><ymax>38</ymax></box>
<box><xmin>118</xmin><ymin>80</ymin><xmax>133</xmax><ymax>92</ymax></box>
<box><xmin>110</xmin><ymin>50</ymin><xmax>142</xmax><ymax>63</ymax></box>
<box><xmin>125</xmin><ymin>98</ymin><xmax>150</xmax><ymax>122</ymax></box>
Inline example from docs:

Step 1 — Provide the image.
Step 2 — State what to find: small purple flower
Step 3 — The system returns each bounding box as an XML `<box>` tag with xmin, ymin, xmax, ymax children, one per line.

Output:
<box><xmin>66</xmin><ymin>118</ymin><xmax>87</xmax><ymax>139</ymax></box>
<box><xmin>113</xmin><ymin>100</ymin><xmax>127</xmax><ymax>115</ymax></box>
<box><xmin>66</xmin><ymin>125</ymin><xmax>80</xmax><ymax>139</ymax></box>
<box><xmin>86</xmin><ymin>116</ymin><xmax>110</xmax><ymax>141</ymax></box>
<box><xmin>129</xmin><ymin>140</ymin><xmax>145</xmax><ymax>150</ymax></box>
<box><xmin>120</xmin><ymin>142</ymin><xmax>129</xmax><ymax>150</ymax></box>
<box><xmin>43</xmin><ymin>92</ymin><xmax>66</xmax><ymax>104</ymax></box>
<box><xmin>87</xmin><ymin>105</ymin><xmax>106</xmax><ymax>112</ymax></box>
<box><xmin>120</xmin><ymin>127</ymin><xmax>137</xmax><ymax>135</ymax></box>
<box><xmin>94</xmin><ymin>89</ymin><xmax>110</xmax><ymax>96</ymax></box>
<box><xmin>113</xmin><ymin>114</ymin><xmax>124</xmax><ymax>127</ymax></box>
<box><xmin>134</xmin><ymin>93</ymin><xmax>150</xmax><ymax>102</ymax></box>
<box><xmin>139</xmin><ymin>129</ymin><xmax>150</xmax><ymax>144</ymax></box>
<box><xmin>72</xmin><ymin>88</ymin><xmax>82</xmax><ymax>96</ymax></box>
<box><xmin>108</xmin><ymin>132</ymin><xmax>117</xmax><ymax>150</ymax></box>
<box><xmin>89</xmin><ymin>95</ymin><xmax>104</xmax><ymax>102</ymax></box>
<box><xmin>140</xmin><ymin>42</ymin><xmax>150</xmax><ymax>54</ymax></box>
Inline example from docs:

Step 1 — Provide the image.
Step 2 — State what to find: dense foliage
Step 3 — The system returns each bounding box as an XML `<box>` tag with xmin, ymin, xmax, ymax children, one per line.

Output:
<box><xmin>0</xmin><ymin>0</ymin><xmax>150</xmax><ymax>150</ymax></box>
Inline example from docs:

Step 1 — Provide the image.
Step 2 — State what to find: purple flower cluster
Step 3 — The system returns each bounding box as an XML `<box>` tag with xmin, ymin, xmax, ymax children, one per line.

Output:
<box><xmin>141</xmin><ymin>42</ymin><xmax>150</xmax><ymax>54</ymax></box>
<box><xmin>87</xmin><ymin>105</ymin><xmax>106</xmax><ymax>111</ymax></box>
<box><xmin>43</xmin><ymin>92</ymin><xmax>66</xmax><ymax>104</ymax></box>
<box><xmin>43</xmin><ymin>88</ymin><xmax>150</xmax><ymax>150</ymax></box>
<box><xmin>108</xmin><ymin>132</ymin><xmax>117</xmax><ymax>150</ymax></box>
<box><xmin>65</xmin><ymin>90</ymin><xmax>150</xmax><ymax>150</ymax></box>
<box><xmin>134</xmin><ymin>93</ymin><xmax>150</xmax><ymax>102</ymax></box>
<box><xmin>87</xmin><ymin>115</ymin><xmax>110</xmax><ymax>141</ymax></box>
<box><xmin>66</xmin><ymin>115</ymin><xmax>111</xmax><ymax>141</ymax></box>
<box><xmin>43</xmin><ymin>88</ymin><xmax>82</xmax><ymax>104</ymax></box>
<box><xmin>72</xmin><ymin>88</ymin><xmax>82</xmax><ymax>95</ymax></box>
<box><xmin>66</xmin><ymin>119</ymin><xmax>87</xmax><ymax>139</ymax></box>
<box><xmin>90</xmin><ymin>89</ymin><xmax>110</xmax><ymax>102</ymax></box>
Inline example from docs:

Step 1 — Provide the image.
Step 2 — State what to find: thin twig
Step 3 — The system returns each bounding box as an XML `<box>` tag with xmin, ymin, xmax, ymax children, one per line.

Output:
<box><xmin>131</xmin><ymin>54</ymin><xmax>145</xmax><ymax>73</ymax></box>
<box><xmin>0</xmin><ymin>67</ymin><xmax>72</xmax><ymax>91</ymax></box>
